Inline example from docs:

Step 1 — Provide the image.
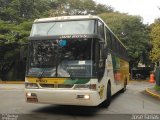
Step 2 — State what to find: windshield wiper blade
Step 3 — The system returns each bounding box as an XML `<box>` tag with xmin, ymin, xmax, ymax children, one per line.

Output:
<box><xmin>46</xmin><ymin>23</ymin><xmax>56</xmax><ymax>35</ymax></box>
<box><xmin>66</xmin><ymin>71</ymin><xmax>75</xmax><ymax>80</ymax></box>
<box><xmin>37</xmin><ymin>68</ymin><xmax>46</xmax><ymax>78</ymax></box>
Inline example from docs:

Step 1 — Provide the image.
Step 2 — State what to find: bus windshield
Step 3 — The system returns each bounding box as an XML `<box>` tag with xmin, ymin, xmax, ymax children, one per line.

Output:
<box><xmin>27</xmin><ymin>39</ymin><xmax>95</xmax><ymax>78</ymax></box>
<box><xmin>30</xmin><ymin>20</ymin><xmax>95</xmax><ymax>36</ymax></box>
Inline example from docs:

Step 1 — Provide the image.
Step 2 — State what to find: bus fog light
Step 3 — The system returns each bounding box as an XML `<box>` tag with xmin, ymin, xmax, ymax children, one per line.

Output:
<box><xmin>77</xmin><ymin>95</ymin><xmax>90</xmax><ymax>99</ymax></box>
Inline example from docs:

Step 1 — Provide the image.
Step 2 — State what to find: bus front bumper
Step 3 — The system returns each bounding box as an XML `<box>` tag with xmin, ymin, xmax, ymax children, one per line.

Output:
<box><xmin>25</xmin><ymin>89</ymin><xmax>101</xmax><ymax>106</ymax></box>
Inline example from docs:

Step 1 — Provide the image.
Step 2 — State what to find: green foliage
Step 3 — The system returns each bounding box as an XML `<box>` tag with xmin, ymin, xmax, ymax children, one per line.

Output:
<box><xmin>154</xmin><ymin>85</ymin><xmax>160</xmax><ymax>91</ymax></box>
<box><xmin>95</xmin><ymin>4</ymin><xmax>113</xmax><ymax>14</ymax></box>
<box><xmin>0</xmin><ymin>20</ymin><xmax>32</xmax><ymax>44</ymax></box>
<box><xmin>0</xmin><ymin>21</ymin><xmax>14</xmax><ymax>43</ymax></box>
<box><xmin>150</xmin><ymin>19</ymin><xmax>160</xmax><ymax>62</ymax></box>
<box><xmin>0</xmin><ymin>0</ymin><xmax>51</xmax><ymax>23</ymax></box>
<box><xmin>99</xmin><ymin>13</ymin><xmax>151</xmax><ymax>67</ymax></box>
<box><xmin>48</xmin><ymin>0</ymin><xmax>113</xmax><ymax>16</ymax></box>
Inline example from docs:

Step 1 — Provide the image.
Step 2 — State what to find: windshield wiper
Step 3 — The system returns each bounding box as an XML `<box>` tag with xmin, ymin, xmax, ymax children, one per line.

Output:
<box><xmin>67</xmin><ymin>72</ymin><xmax>75</xmax><ymax>80</ymax></box>
<box><xmin>37</xmin><ymin>68</ymin><xmax>46</xmax><ymax>78</ymax></box>
<box><xmin>46</xmin><ymin>23</ymin><xmax>57</xmax><ymax>35</ymax></box>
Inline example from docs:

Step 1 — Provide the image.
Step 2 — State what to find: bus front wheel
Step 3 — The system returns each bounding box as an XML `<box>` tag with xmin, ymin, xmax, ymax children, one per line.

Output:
<box><xmin>100</xmin><ymin>83</ymin><xmax>111</xmax><ymax>107</ymax></box>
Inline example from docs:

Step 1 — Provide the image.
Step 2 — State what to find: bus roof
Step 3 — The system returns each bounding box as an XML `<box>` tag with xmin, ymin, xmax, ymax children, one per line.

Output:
<box><xmin>34</xmin><ymin>15</ymin><xmax>101</xmax><ymax>23</ymax></box>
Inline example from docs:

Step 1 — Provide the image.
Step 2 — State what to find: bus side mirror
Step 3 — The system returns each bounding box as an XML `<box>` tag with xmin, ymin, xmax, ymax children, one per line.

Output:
<box><xmin>102</xmin><ymin>47</ymin><xmax>108</xmax><ymax>59</ymax></box>
<box><xmin>99</xmin><ymin>40</ymin><xmax>108</xmax><ymax>59</ymax></box>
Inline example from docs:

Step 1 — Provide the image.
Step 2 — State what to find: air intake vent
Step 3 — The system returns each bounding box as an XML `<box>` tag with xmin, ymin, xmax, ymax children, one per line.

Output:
<box><xmin>40</xmin><ymin>84</ymin><xmax>74</xmax><ymax>88</ymax></box>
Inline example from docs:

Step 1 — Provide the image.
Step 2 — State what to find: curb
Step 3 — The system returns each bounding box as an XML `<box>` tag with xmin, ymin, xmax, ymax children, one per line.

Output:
<box><xmin>0</xmin><ymin>81</ymin><xmax>24</xmax><ymax>84</ymax></box>
<box><xmin>129</xmin><ymin>80</ymin><xmax>149</xmax><ymax>83</ymax></box>
<box><xmin>145</xmin><ymin>88</ymin><xmax>160</xmax><ymax>99</ymax></box>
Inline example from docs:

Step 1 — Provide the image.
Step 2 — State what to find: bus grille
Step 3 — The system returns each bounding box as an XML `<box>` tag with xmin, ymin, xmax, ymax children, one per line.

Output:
<box><xmin>39</xmin><ymin>84</ymin><xmax>74</xmax><ymax>88</ymax></box>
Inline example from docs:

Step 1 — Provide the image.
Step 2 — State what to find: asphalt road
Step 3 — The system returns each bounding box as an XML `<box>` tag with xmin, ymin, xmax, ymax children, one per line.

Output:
<box><xmin>0</xmin><ymin>81</ymin><xmax>159</xmax><ymax>120</ymax></box>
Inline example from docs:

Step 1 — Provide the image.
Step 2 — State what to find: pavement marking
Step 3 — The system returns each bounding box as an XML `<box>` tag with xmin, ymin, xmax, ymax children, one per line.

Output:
<box><xmin>145</xmin><ymin>88</ymin><xmax>160</xmax><ymax>100</ymax></box>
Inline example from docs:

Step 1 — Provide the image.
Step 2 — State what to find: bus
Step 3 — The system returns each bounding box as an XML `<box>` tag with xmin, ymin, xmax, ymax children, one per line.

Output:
<box><xmin>25</xmin><ymin>15</ymin><xmax>129</xmax><ymax>107</ymax></box>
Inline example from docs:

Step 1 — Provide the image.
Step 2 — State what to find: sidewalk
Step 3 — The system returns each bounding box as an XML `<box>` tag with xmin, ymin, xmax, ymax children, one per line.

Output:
<box><xmin>145</xmin><ymin>87</ymin><xmax>160</xmax><ymax>100</ymax></box>
<box><xmin>0</xmin><ymin>81</ymin><xmax>24</xmax><ymax>84</ymax></box>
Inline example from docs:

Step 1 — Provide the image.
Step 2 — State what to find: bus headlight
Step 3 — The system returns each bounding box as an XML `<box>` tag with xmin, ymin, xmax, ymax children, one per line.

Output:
<box><xmin>84</xmin><ymin>95</ymin><xmax>90</xmax><ymax>99</ymax></box>
<box><xmin>25</xmin><ymin>83</ymin><xmax>39</xmax><ymax>89</ymax></box>
<box><xmin>26</xmin><ymin>92</ymin><xmax>37</xmax><ymax>97</ymax></box>
<box><xmin>74</xmin><ymin>84</ymin><xmax>97</xmax><ymax>90</ymax></box>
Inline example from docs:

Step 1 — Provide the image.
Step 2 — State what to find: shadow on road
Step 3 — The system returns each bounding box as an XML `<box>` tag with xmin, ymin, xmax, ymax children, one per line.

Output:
<box><xmin>33</xmin><ymin>105</ymin><xmax>101</xmax><ymax>116</ymax></box>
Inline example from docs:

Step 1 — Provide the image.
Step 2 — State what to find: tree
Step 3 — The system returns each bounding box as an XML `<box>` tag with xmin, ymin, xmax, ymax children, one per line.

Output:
<box><xmin>0</xmin><ymin>0</ymin><xmax>51</xmax><ymax>23</ymax></box>
<box><xmin>48</xmin><ymin>0</ymin><xmax>113</xmax><ymax>16</ymax></box>
<box><xmin>99</xmin><ymin>13</ymin><xmax>151</xmax><ymax>68</ymax></box>
<box><xmin>0</xmin><ymin>20</ymin><xmax>32</xmax><ymax>80</ymax></box>
<box><xmin>0</xmin><ymin>20</ymin><xmax>32</xmax><ymax>44</ymax></box>
<box><xmin>95</xmin><ymin>3</ymin><xmax>113</xmax><ymax>14</ymax></box>
<box><xmin>150</xmin><ymin>19</ymin><xmax>160</xmax><ymax>62</ymax></box>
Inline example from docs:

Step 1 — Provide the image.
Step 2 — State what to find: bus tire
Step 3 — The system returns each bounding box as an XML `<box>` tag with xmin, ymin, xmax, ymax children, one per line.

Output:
<box><xmin>100</xmin><ymin>83</ymin><xmax>111</xmax><ymax>107</ymax></box>
<box><xmin>121</xmin><ymin>79</ymin><xmax>127</xmax><ymax>93</ymax></box>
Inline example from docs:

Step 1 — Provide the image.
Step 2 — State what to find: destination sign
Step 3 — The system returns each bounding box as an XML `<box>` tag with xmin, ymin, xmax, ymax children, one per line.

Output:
<box><xmin>60</xmin><ymin>35</ymin><xmax>87</xmax><ymax>39</ymax></box>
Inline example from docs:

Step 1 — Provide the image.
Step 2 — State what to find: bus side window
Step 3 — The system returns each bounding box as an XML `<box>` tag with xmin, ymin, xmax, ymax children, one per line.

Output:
<box><xmin>113</xmin><ymin>36</ymin><xmax>116</xmax><ymax>51</ymax></box>
<box><xmin>119</xmin><ymin>44</ymin><xmax>122</xmax><ymax>55</ymax></box>
<box><xmin>117</xmin><ymin>42</ymin><xmax>120</xmax><ymax>55</ymax></box>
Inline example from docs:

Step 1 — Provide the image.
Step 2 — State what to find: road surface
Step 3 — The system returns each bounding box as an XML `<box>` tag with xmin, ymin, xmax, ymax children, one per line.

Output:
<box><xmin>0</xmin><ymin>81</ymin><xmax>159</xmax><ymax>120</ymax></box>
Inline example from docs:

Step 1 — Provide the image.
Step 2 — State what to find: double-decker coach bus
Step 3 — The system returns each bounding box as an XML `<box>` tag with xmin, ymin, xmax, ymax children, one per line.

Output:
<box><xmin>25</xmin><ymin>15</ymin><xmax>129</xmax><ymax>107</ymax></box>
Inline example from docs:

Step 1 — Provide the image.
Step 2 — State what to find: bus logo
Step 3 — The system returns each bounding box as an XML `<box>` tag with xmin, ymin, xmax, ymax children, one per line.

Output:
<box><xmin>36</xmin><ymin>79</ymin><xmax>47</xmax><ymax>83</ymax></box>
